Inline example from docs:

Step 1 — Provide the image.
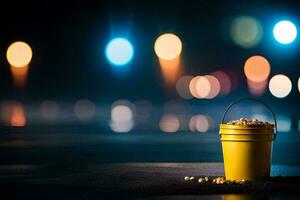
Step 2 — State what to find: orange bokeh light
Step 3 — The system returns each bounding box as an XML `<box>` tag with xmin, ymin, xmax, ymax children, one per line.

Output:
<box><xmin>159</xmin><ymin>56</ymin><xmax>181</xmax><ymax>87</ymax></box>
<box><xmin>11</xmin><ymin>104</ymin><xmax>26</xmax><ymax>127</ymax></box>
<box><xmin>244</xmin><ymin>55</ymin><xmax>270</xmax><ymax>82</ymax></box>
<box><xmin>247</xmin><ymin>79</ymin><xmax>268</xmax><ymax>96</ymax></box>
<box><xmin>154</xmin><ymin>33</ymin><xmax>182</xmax><ymax>60</ymax></box>
<box><xmin>1</xmin><ymin>101</ymin><xmax>26</xmax><ymax>126</ymax></box>
<box><xmin>6</xmin><ymin>41</ymin><xmax>32</xmax><ymax>68</ymax></box>
<box><xmin>10</xmin><ymin>65</ymin><xmax>29</xmax><ymax>88</ymax></box>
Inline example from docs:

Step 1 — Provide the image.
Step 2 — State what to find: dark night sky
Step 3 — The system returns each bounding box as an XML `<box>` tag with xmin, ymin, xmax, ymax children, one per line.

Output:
<box><xmin>0</xmin><ymin>0</ymin><xmax>299</xmax><ymax>102</ymax></box>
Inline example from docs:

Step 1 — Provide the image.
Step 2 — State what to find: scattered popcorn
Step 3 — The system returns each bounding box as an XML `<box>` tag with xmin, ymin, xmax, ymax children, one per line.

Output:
<box><xmin>226</xmin><ymin>118</ymin><xmax>271</xmax><ymax>125</ymax></box>
<box><xmin>184</xmin><ymin>176</ymin><xmax>250</xmax><ymax>185</ymax></box>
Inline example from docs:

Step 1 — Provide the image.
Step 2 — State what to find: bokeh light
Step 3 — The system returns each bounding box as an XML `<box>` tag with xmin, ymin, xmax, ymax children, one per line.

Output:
<box><xmin>10</xmin><ymin>104</ymin><xmax>26</xmax><ymax>127</ymax></box>
<box><xmin>110</xmin><ymin>102</ymin><xmax>134</xmax><ymax>133</ymax></box>
<box><xmin>244</xmin><ymin>55</ymin><xmax>270</xmax><ymax>82</ymax></box>
<box><xmin>0</xmin><ymin>101</ymin><xmax>26</xmax><ymax>126</ymax></box>
<box><xmin>204</xmin><ymin>75</ymin><xmax>220</xmax><ymax>99</ymax></box>
<box><xmin>211</xmin><ymin>71</ymin><xmax>231</xmax><ymax>96</ymax></box>
<box><xmin>273</xmin><ymin>20</ymin><xmax>297</xmax><ymax>44</ymax></box>
<box><xmin>159</xmin><ymin>56</ymin><xmax>181</xmax><ymax>87</ymax></box>
<box><xmin>41</xmin><ymin>101</ymin><xmax>59</xmax><ymax>120</ymax></box>
<box><xmin>189</xmin><ymin>76</ymin><xmax>201</xmax><ymax>98</ymax></box>
<box><xmin>277</xmin><ymin>115</ymin><xmax>291</xmax><ymax>132</ymax></box>
<box><xmin>189</xmin><ymin>76</ymin><xmax>211</xmax><ymax>99</ymax></box>
<box><xmin>230</xmin><ymin>16</ymin><xmax>263</xmax><ymax>48</ymax></box>
<box><xmin>105</xmin><ymin>38</ymin><xmax>134</xmax><ymax>66</ymax></box>
<box><xmin>154</xmin><ymin>33</ymin><xmax>182</xmax><ymax>60</ymax></box>
<box><xmin>247</xmin><ymin>79</ymin><xmax>268</xmax><ymax>96</ymax></box>
<box><xmin>74</xmin><ymin>99</ymin><xmax>95</xmax><ymax>121</ymax></box>
<box><xmin>6</xmin><ymin>41</ymin><xmax>32</xmax><ymax>68</ymax></box>
<box><xmin>10</xmin><ymin>64</ymin><xmax>29</xmax><ymax>88</ymax></box>
<box><xmin>269</xmin><ymin>74</ymin><xmax>292</xmax><ymax>98</ymax></box>
<box><xmin>189</xmin><ymin>115</ymin><xmax>209</xmax><ymax>133</ymax></box>
<box><xmin>159</xmin><ymin>114</ymin><xmax>180</xmax><ymax>133</ymax></box>
<box><xmin>111</xmin><ymin>105</ymin><xmax>133</xmax><ymax>122</ymax></box>
<box><xmin>176</xmin><ymin>76</ymin><xmax>193</xmax><ymax>99</ymax></box>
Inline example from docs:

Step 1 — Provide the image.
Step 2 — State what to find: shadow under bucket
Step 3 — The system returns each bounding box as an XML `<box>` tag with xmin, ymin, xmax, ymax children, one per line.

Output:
<box><xmin>219</xmin><ymin>97</ymin><xmax>277</xmax><ymax>181</ymax></box>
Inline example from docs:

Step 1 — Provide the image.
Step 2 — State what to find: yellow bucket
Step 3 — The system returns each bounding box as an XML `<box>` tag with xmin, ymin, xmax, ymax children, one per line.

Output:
<box><xmin>219</xmin><ymin>97</ymin><xmax>277</xmax><ymax>181</ymax></box>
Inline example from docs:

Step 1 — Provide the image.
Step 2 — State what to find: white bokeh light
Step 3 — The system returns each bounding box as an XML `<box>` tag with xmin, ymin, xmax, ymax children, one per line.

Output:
<box><xmin>110</xmin><ymin>104</ymin><xmax>134</xmax><ymax>133</ymax></box>
<box><xmin>269</xmin><ymin>74</ymin><xmax>292</xmax><ymax>98</ymax></box>
<box><xmin>273</xmin><ymin>20</ymin><xmax>297</xmax><ymax>44</ymax></box>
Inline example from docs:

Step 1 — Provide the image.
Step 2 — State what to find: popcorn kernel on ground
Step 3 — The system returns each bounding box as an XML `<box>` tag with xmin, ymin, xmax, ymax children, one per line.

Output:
<box><xmin>226</xmin><ymin>118</ymin><xmax>271</xmax><ymax>125</ymax></box>
<box><xmin>184</xmin><ymin>176</ymin><xmax>250</xmax><ymax>185</ymax></box>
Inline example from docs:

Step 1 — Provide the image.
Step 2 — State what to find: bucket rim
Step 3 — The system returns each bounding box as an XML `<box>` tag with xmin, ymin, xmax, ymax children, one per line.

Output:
<box><xmin>220</xmin><ymin>123</ymin><xmax>275</xmax><ymax>129</ymax></box>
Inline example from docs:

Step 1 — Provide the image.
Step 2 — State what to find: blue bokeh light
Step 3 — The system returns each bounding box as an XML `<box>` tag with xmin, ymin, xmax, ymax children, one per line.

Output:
<box><xmin>105</xmin><ymin>38</ymin><xmax>134</xmax><ymax>66</ymax></box>
<box><xmin>273</xmin><ymin>20</ymin><xmax>297</xmax><ymax>44</ymax></box>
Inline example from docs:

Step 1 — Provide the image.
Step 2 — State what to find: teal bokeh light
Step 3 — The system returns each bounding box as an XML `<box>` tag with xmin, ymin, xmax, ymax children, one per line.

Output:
<box><xmin>230</xmin><ymin>16</ymin><xmax>263</xmax><ymax>48</ymax></box>
<box><xmin>105</xmin><ymin>38</ymin><xmax>134</xmax><ymax>66</ymax></box>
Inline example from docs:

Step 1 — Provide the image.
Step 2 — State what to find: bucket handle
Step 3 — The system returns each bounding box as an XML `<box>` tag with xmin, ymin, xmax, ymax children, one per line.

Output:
<box><xmin>221</xmin><ymin>97</ymin><xmax>277</xmax><ymax>138</ymax></box>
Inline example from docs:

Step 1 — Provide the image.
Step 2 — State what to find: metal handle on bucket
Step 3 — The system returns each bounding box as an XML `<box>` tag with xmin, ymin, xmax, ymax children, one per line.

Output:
<box><xmin>221</xmin><ymin>97</ymin><xmax>278</xmax><ymax>138</ymax></box>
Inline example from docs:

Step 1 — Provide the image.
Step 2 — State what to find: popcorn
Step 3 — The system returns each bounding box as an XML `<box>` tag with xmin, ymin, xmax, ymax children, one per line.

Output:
<box><xmin>226</xmin><ymin>118</ymin><xmax>271</xmax><ymax>125</ymax></box>
<box><xmin>184</xmin><ymin>176</ymin><xmax>250</xmax><ymax>185</ymax></box>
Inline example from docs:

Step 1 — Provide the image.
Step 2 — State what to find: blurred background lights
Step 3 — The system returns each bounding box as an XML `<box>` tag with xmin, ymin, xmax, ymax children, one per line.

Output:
<box><xmin>111</xmin><ymin>105</ymin><xmax>133</xmax><ymax>122</ymax></box>
<box><xmin>176</xmin><ymin>76</ymin><xmax>193</xmax><ymax>99</ymax></box>
<box><xmin>230</xmin><ymin>16</ymin><xmax>263</xmax><ymax>48</ymax></box>
<box><xmin>195</xmin><ymin>76</ymin><xmax>211</xmax><ymax>98</ymax></box>
<box><xmin>10</xmin><ymin>104</ymin><xmax>26</xmax><ymax>127</ymax></box>
<box><xmin>277</xmin><ymin>115</ymin><xmax>292</xmax><ymax>132</ymax></box>
<box><xmin>159</xmin><ymin>56</ymin><xmax>181</xmax><ymax>87</ymax></box>
<box><xmin>204</xmin><ymin>75</ymin><xmax>220</xmax><ymax>99</ymax></box>
<box><xmin>41</xmin><ymin>101</ymin><xmax>59</xmax><ymax>120</ymax></box>
<box><xmin>192</xmin><ymin>76</ymin><xmax>211</xmax><ymax>99</ymax></box>
<box><xmin>269</xmin><ymin>74</ymin><xmax>292</xmax><ymax>98</ymax></box>
<box><xmin>74</xmin><ymin>99</ymin><xmax>95</xmax><ymax>121</ymax></box>
<box><xmin>159</xmin><ymin>114</ymin><xmax>180</xmax><ymax>133</ymax></box>
<box><xmin>189</xmin><ymin>115</ymin><xmax>209</xmax><ymax>133</ymax></box>
<box><xmin>6</xmin><ymin>41</ymin><xmax>32</xmax><ymax>67</ymax></box>
<box><xmin>244</xmin><ymin>55</ymin><xmax>270</xmax><ymax>82</ymax></box>
<box><xmin>189</xmin><ymin>76</ymin><xmax>201</xmax><ymax>98</ymax></box>
<box><xmin>247</xmin><ymin>79</ymin><xmax>268</xmax><ymax>96</ymax></box>
<box><xmin>211</xmin><ymin>71</ymin><xmax>231</xmax><ymax>96</ymax></box>
<box><xmin>0</xmin><ymin>101</ymin><xmax>26</xmax><ymax>126</ymax></box>
<box><xmin>154</xmin><ymin>33</ymin><xmax>182</xmax><ymax>60</ymax></box>
<box><xmin>110</xmin><ymin>104</ymin><xmax>134</xmax><ymax>133</ymax></box>
<box><xmin>273</xmin><ymin>20</ymin><xmax>297</xmax><ymax>44</ymax></box>
<box><xmin>105</xmin><ymin>38</ymin><xmax>134</xmax><ymax>66</ymax></box>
